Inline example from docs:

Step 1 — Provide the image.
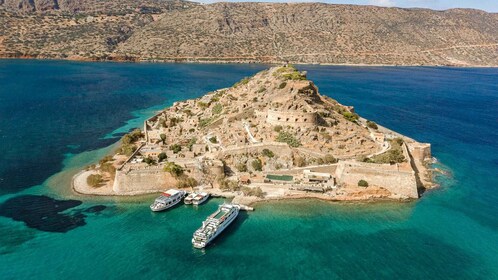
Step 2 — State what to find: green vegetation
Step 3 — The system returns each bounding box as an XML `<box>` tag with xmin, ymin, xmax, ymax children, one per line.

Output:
<box><xmin>143</xmin><ymin>156</ymin><xmax>156</xmax><ymax>165</ymax></box>
<box><xmin>87</xmin><ymin>174</ymin><xmax>103</xmax><ymax>188</ymax></box>
<box><xmin>367</xmin><ymin>121</ymin><xmax>378</xmax><ymax>130</ymax></box>
<box><xmin>370</xmin><ymin>138</ymin><xmax>405</xmax><ymax>164</ymax></box>
<box><xmin>342</xmin><ymin>111</ymin><xmax>359</xmax><ymax>122</ymax></box>
<box><xmin>273</xmin><ymin>125</ymin><xmax>283</xmax><ymax>132</ymax></box>
<box><xmin>199</xmin><ymin>117</ymin><xmax>213</xmax><ymax>128</ymax></box>
<box><xmin>209</xmin><ymin>136</ymin><xmax>218</xmax><ymax>144</ymax></box>
<box><xmin>176</xmin><ymin>176</ymin><xmax>198</xmax><ymax>188</ymax></box>
<box><xmin>257</xmin><ymin>87</ymin><xmax>266</xmax><ymax>93</ymax></box>
<box><xmin>277</xmin><ymin>131</ymin><xmax>301</xmax><ymax>147</ymax></box>
<box><xmin>170</xmin><ymin>144</ymin><xmax>182</xmax><ymax>154</ymax></box>
<box><xmin>198</xmin><ymin>101</ymin><xmax>209</xmax><ymax>109</ymax></box>
<box><xmin>164</xmin><ymin>162</ymin><xmax>184</xmax><ymax>178</ymax></box>
<box><xmin>122</xmin><ymin>129</ymin><xmax>142</xmax><ymax>145</ymax></box>
<box><xmin>251</xmin><ymin>159</ymin><xmax>263</xmax><ymax>171</ymax></box>
<box><xmin>234</xmin><ymin>77</ymin><xmax>250</xmax><ymax>88</ymax></box>
<box><xmin>160</xmin><ymin>133</ymin><xmax>167</xmax><ymax>145</ymax></box>
<box><xmin>358</xmin><ymin>180</ymin><xmax>369</xmax><ymax>187</ymax></box>
<box><xmin>262</xmin><ymin>149</ymin><xmax>275</xmax><ymax>158</ymax></box>
<box><xmin>278</xmin><ymin>82</ymin><xmax>287</xmax><ymax>89</ymax></box>
<box><xmin>282</xmin><ymin>72</ymin><xmax>307</xmax><ymax>81</ymax></box>
<box><xmin>187</xmin><ymin>137</ymin><xmax>197</xmax><ymax>151</ymax></box>
<box><xmin>118</xmin><ymin>144</ymin><xmax>137</xmax><ymax>157</ymax></box>
<box><xmin>236</xmin><ymin>162</ymin><xmax>248</xmax><ymax>172</ymax></box>
<box><xmin>323</xmin><ymin>154</ymin><xmax>338</xmax><ymax>164</ymax></box>
<box><xmin>158</xmin><ymin>152</ymin><xmax>167</xmax><ymax>162</ymax></box>
<box><xmin>100</xmin><ymin>162</ymin><xmax>116</xmax><ymax>177</ymax></box>
<box><xmin>212</xmin><ymin>103</ymin><xmax>223</xmax><ymax>115</ymax></box>
<box><xmin>294</xmin><ymin>156</ymin><xmax>306</xmax><ymax>167</ymax></box>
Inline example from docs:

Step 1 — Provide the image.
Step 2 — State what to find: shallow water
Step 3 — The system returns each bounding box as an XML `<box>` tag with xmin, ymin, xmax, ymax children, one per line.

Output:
<box><xmin>0</xmin><ymin>60</ymin><xmax>497</xmax><ymax>279</ymax></box>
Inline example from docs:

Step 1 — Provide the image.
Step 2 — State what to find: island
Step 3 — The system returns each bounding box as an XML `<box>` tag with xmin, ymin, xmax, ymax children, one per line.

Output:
<box><xmin>73</xmin><ymin>65</ymin><xmax>434</xmax><ymax>205</ymax></box>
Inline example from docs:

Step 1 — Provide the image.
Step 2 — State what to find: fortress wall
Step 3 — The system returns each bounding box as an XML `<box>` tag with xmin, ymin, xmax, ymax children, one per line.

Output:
<box><xmin>407</xmin><ymin>142</ymin><xmax>432</xmax><ymax>164</ymax></box>
<box><xmin>266</xmin><ymin>110</ymin><xmax>317</xmax><ymax>127</ymax></box>
<box><xmin>335</xmin><ymin>162</ymin><xmax>419</xmax><ymax>198</ymax></box>
<box><xmin>223</xmin><ymin>142</ymin><xmax>293</xmax><ymax>157</ymax></box>
<box><xmin>113</xmin><ymin>168</ymin><xmax>176</xmax><ymax>195</ymax></box>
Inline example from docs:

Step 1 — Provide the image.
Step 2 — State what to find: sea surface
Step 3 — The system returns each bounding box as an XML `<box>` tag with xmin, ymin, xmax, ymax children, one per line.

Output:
<box><xmin>0</xmin><ymin>60</ymin><xmax>497</xmax><ymax>279</ymax></box>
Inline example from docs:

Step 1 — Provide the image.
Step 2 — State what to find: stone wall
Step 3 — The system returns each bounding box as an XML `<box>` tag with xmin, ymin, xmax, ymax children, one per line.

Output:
<box><xmin>335</xmin><ymin>161</ymin><xmax>419</xmax><ymax>199</ymax></box>
<box><xmin>222</xmin><ymin>142</ymin><xmax>293</xmax><ymax>157</ymax></box>
<box><xmin>113</xmin><ymin>168</ymin><xmax>176</xmax><ymax>195</ymax></box>
<box><xmin>266</xmin><ymin>109</ymin><xmax>317</xmax><ymax>127</ymax></box>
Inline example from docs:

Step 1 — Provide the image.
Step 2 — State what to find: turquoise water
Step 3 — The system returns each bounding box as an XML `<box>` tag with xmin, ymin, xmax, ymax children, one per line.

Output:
<box><xmin>0</xmin><ymin>60</ymin><xmax>497</xmax><ymax>279</ymax></box>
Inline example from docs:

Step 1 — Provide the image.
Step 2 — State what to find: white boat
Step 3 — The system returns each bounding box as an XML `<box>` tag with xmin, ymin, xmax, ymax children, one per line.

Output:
<box><xmin>192</xmin><ymin>192</ymin><xmax>210</xmax><ymax>205</ymax></box>
<box><xmin>184</xmin><ymin>192</ymin><xmax>196</xmax><ymax>205</ymax></box>
<box><xmin>150</xmin><ymin>189</ymin><xmax>186</xmax><ymax>212</ymax></box>
<box><xmin>192</xmin><ymin>204</ymin><xmax>240</xmax><ymax>249</ymax></box>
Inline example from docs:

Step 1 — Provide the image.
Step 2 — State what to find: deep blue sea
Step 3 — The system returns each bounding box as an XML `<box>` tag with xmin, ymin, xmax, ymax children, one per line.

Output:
<box><xmin>0</xmin><ymin>60</ymin><xmax>497</xmax><ymax>279</ymax></box>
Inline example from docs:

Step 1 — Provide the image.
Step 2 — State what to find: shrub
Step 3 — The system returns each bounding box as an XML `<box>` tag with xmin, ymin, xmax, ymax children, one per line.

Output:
<box><xmin>234</xmin><ymin>77</ymin><xmax>250</xmax><ymax>88</ymax></box>
<box><xmin>176</xmin><ymin>176</ymin><xmax>198</xmax><ymax>188</ymax></box>
<box><xmin>100</xmin><ymin>162</ymin><xmax>116</xmax><ymax>177</ymax></box>
<box><xmin>257</xmin><ymin>87</ymin><xmax>266</xmax><ymax>93</ymax></box>
<box><xmin>236</xmin><ymin>163</ymin><xmax>248</xmax><ymax>172</ymax></box>
<box><xmin>164</xmin><ymin>162</ymin><xmax>184</xmax><ymax>178</ymax></box>
<box><xmin>323</xmin><ymin>154</ymin><xmax>338</xmax><ymax>164</ymax></box>
<box><xmin>144</xmin><ymin>156</ymin><xmax>156</xmax><ymax>165</ymax></box>
<box><xmin>99</xmin><ymin>155</ymin><xmax>113</xmax><ymax>165</ymax></box>
<box><xmin>209</xmin><ymin>136</ymin><xmax>218</xmax><ymax>143</ymax></box>
<box><xmin>87</xmin><ymin>174</ymin><xmax>103</xmax><ymax>188</ymax></box>
<box><xmin>367</xmin><ymin>121</ymin><xmax>378</xmax><ymax>130</ymax></box>
<box><xmin>343</xmin><ymin>111</ymin><xmax>359</xmax><ymax>122</ymax></box>
<box><xmin>197</xmin><ymin>101</ymin><xmax>208</xmax><ymax>109</ymax></box>
<box><xmin>294</xmin><ymin>156</ymin><xmax>306</xmax><ymax>167</ymax></box>
<box><xmin>170</xmin><ymin>144</ymin><xmax>182</xmax><ymax>154</ymax></box>
<box><xmin>251</xmin><ymin>159</ymin><xmax>263</xmax><ymax>171</ymax></box>
<box><xmin>212</xmin><ymin>103</ymin><xmax>223</xmax><ymax>115</ymax></box>
<box><xmin>158</xmin><ymin>152</ymin><xmax>167</xmax><ymax>162</ymax></box>
<box><xmin>187</xmin><ymin>138</ymin><xmax>197</xmax><ymax>151</ymax></box>
<box><xmin>358</xmin><ymin>180</ymin><xmax>369</xmax><ymax>187</ymax></box>
<box><xmin>262</xmin><ymin>149</ymin><xmax>275</xmax><ymax>158</ymax></box>
<box><xmin>273</xmin><ymin>125</ymin><xmax>283</xmax><ymax>132</ymax></box>
<box><xmin>118</xmin><ymin>144</ymin><xmax>137</xmax><ymax>157</ymax></box>
<box><xmin>199</xmin><ymin>117</ymin><xmax>213</xmax><ymax>128</ymax></box>
<box><xmin>277</xmin><ymin>131</ymin><xmax>301</xmax><ymax>147</ymax></box>
<box><xmin>278</xmin><ymin>82</ymin><xmax>287</xmax><ymax>89</ymax></box>
<box><xmin>219</xmin><ymin>179</ymin><xmax>240</xmax><ymax>191</ymax></box>
<box><xmin>122</xmin><ymin>129</ymin><xmax>142</xmax><ymax>145</ymax></box>
<box><xmin>241</xmin><ymin>186</ymin><xmax>265</xmax><ymax>198</ymax></box>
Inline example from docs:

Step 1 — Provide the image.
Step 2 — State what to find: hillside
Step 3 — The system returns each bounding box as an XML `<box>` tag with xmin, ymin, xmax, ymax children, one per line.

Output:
<box><xmin>75</xmin><ymin>65</ymin><xmax>433</xmax><ymax>200</ymax></box>
<box><xmin>2</xmin><ymin>2</ymin><xmax>498</xmax><ymax>66</ymax></box>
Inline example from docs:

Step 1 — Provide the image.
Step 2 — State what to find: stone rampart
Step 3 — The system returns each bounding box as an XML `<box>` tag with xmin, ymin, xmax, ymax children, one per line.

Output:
<box><xmin>335</xmin><ymin>161</ymin><xmax>418</xmax><ymax>198</ymax></box>
<box><xmin>266</xmin><ymin>110</ymin><xmax>317</xmax><ymax>127</ymax></box>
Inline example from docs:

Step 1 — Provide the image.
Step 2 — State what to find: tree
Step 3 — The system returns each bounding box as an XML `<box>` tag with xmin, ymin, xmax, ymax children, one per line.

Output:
<box><xmin>358</xmin><ymin>180</ymin><xmax>369</xmax><ymax>187</ymax></box>
<box><xmin>251</xmin><ymin>159</ymin><xmax>263</xmax><ymax>171</ymax></box>
<box><xmin>144</xmin><ymin>156</ymin><xmax>156</xmax><ymax>165</ymax></box>
<box><xmin>170</xmin><ymin>144</ymin><xmax>182</xmax><ymax>154</ymax></box>
<box><xmin>160</xmin><ymin>134</ymin><xmax>167</xmax><ymax>145</ymax></box>
<box><xmin>158</xmin><ymin>152</ymin><xmax>167</xmax><ymax>162</ymax></box>
<box><xmin>87</xmin><ymin>174</ymin><xmax>103</xmax><ymax>188</ymax></box>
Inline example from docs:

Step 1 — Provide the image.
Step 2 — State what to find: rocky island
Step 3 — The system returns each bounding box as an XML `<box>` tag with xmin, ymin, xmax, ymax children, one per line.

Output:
<box><xmin>73</xmin><ymin>65</ymin><xmax>434</xmax><ymax>204</ymax></box>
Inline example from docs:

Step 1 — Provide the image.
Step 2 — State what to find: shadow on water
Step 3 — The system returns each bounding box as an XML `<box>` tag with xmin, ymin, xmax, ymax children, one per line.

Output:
<box><xmin>0</xmin><ymin>195</ymin><xmax>106</xmax><ymax>233</ymax></box>
<box><xmin>207</xmin><ymin>210</ymin><xmax>249</xmax><ymax>249</ymax></box>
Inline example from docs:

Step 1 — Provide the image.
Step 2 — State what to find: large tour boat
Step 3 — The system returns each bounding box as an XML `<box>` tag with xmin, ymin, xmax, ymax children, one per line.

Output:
<box><xmin>192</xmin><ymin>192</ymin><xmax>210</xmax><ymax>205</ymax></box>
<box><xmin>150</xmin><ymin>189</ymin><xmax>186</xmax><ymax>212</ymax></box>
<box><xmin>192</xmin><ymin>204</ymin><xmax>240</xmax><ymax>249</ymax></box>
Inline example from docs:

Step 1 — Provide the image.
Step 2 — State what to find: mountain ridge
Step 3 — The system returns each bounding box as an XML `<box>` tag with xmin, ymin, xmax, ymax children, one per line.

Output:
<box><xmin>1</xmin><ymin>1</ymin><xmax>498</xmax><ymax>66</ymax></box>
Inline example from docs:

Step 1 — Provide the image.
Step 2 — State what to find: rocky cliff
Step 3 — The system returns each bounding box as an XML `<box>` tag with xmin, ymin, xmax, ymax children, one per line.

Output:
<box><xmin>2</xmin><ymin>2</ymin><xmax>498</xmax><ymax>66</ymax></box>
